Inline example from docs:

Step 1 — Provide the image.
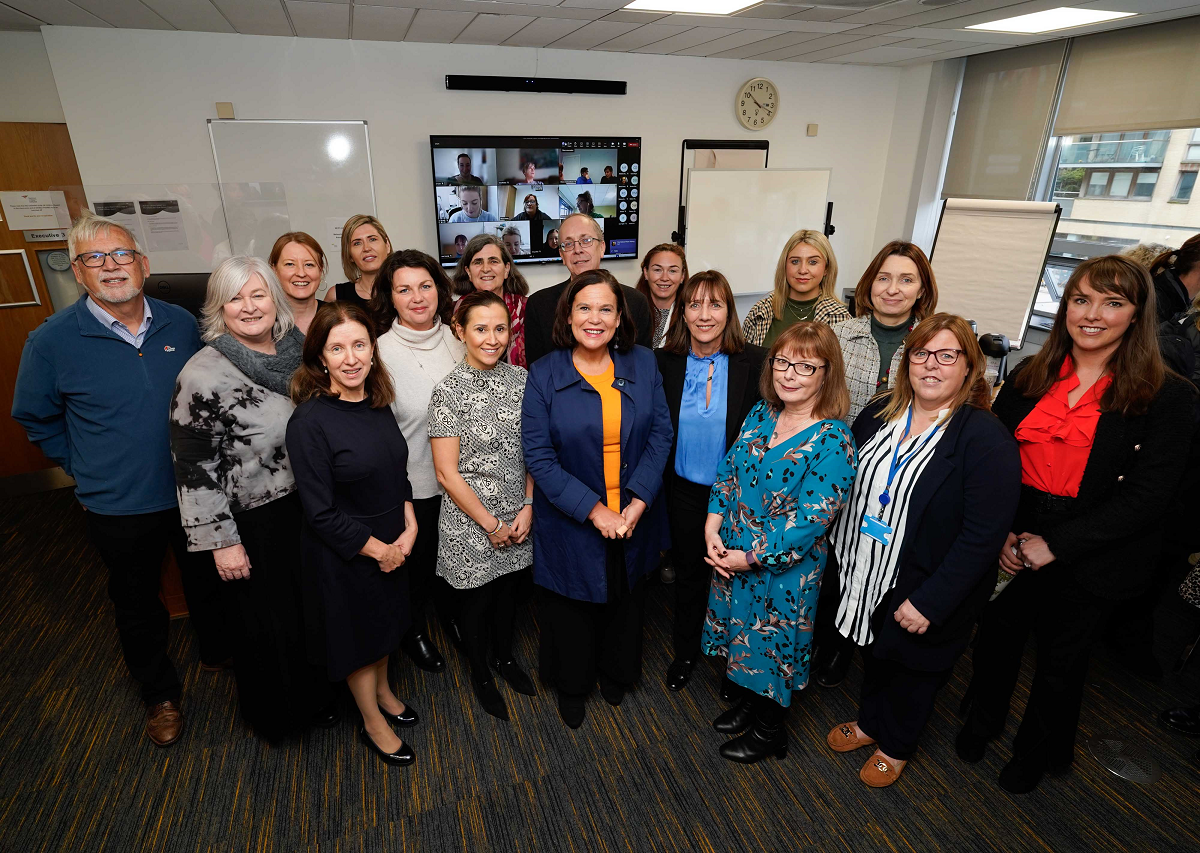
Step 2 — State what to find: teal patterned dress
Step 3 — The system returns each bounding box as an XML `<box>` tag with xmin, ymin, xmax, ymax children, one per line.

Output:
<box><xmin>702</xmin><ymin>402</ymin><xmax>857</xmax><ymax>706</ymax></box>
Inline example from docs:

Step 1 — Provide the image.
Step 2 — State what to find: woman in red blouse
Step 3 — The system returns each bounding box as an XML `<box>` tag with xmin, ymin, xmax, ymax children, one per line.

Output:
<box><xmin>451</xmin><ymin>234</ymin><xmax>531</xmax><ymax>368</ymax></box>
<box><xmin>956</xmin><ymin>255</ymin><xmax>1195</xmax><ymax>794</ymax></box>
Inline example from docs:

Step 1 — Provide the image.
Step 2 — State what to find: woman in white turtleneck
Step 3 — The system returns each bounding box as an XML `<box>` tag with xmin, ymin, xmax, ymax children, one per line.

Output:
<box><xmin>373</xmin><ymin>250</ymin><xmax>466</xmax><ymax>675</ymax></box>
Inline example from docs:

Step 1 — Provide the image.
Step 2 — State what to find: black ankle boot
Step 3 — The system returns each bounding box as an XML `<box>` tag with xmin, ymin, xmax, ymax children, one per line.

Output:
<box><xmin>720</xmin><ymin>701</ymin><xmax>788</xmax><ymax>764</ymax></box>
<box><xmin>598</xmin><ymin>672</ymin><xmax>625</xmax><ymax>707</ymax></box>
<box><xmin>998</xmin><ymin>753</ymin><xmax>1046</xmax><ymax>794</ymax></box>
<box><xmin>441</xmin><ymin>616</ymin><xmax>466</xmax><ymax>652</ymax></box>
<box><xmin>814</xmin><ymin>645</ymin><xmax>853</xmax><ymax>688</ymax></box>
<box><xmin>402</xmin><ymin>630</ymin><xmax>446</xmax><ymax>673</ymax></box>
<box><xmin>558</xmin><ymin>691</ymin><xmax>586</xmax><ymax>729</ymax></box>
<box><xmin>955</xmin><ymin>725</ymin><xmax>989</xmax><ymax>763</ymax></box>
<box><xmin>490</xmin><ymin>656</ymin><xmax>537</xmax><ymax>696</ymax></box>
<box><xmin>713</xmin><ymin>697</ymin><xmax>754</xmax><ymax>735</ymax></box>
<box><xmin>1160</xmin><ymin>704</ymin><xmax>1200</xmax><ymax>735</ymax></box>
<box><xmin>472</xmin><ymin>675</ymin><xmax>509</xmax><ymax>721</ymax></box>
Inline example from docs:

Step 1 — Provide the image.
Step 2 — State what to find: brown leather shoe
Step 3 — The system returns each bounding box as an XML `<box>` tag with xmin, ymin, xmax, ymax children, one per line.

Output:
<box><xmin>827</xmin><ymin>721</ymin><xmax>877</xmax><ymax>753</ymax></box>
<box><xmin>146</xmin><ymin>700</ymin><xmax>184</xmax><ymax>747</ymax></box>
<box><xmin>859</xmin><ymin>751</ymin><xmax>906</xmax><ymax>787</ymax></box>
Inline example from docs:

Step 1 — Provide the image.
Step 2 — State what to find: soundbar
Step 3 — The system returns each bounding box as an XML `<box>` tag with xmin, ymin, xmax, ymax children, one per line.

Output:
<box><xmin>445</xmin><ymin>75</ymin><xmax>627</xmax><ymax>96</ymax></box>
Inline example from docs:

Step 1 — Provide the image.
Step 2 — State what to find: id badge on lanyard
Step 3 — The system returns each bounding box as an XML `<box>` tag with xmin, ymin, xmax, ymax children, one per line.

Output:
<box><xmin>864</xmin><ymin>406</ymin><xmax>941</xmax><ymax>548</ymax></box>
<box><xmin>860</xmin><ymin>514</ymin><xmax>894</xmax><ymax>546</ymax></box>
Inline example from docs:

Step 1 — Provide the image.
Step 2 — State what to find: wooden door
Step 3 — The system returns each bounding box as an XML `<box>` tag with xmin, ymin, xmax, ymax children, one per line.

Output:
<box><xmin>0</xmin><ymin>123</ymin><xmax>88</xmax><ymax>478</ymax></box>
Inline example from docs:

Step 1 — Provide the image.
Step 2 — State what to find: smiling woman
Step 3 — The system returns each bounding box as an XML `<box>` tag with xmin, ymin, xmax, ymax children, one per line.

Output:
<box><xmin>270</xmin><ymin>232</ymin><xmax>326</xmax><ymax>336</ymax></box>
<box><xmin>331</xmin><ymin>214</ymin><xmax>393</xmax><ymax>310</ymax></box>
<box><xmin>451</xmin><ymin>234</ymin><xmax>531</xmax><ymax>367</ymax></box>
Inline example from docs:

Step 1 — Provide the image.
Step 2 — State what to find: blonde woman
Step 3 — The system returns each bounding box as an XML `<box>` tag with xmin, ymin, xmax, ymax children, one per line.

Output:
<box><xmin>330</xmin><ymin>214</ymin><xmax>393</xmax><ymax>310</ymax></box>
<box><xmin>742</xmin><ymin>229</ymin><xmax>850</xmax><ymax>347</ymax></box>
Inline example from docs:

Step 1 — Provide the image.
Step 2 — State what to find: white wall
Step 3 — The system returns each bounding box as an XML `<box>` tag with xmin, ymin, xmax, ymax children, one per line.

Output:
<box><xmin>0</xmin><ymin>31</ymin><xmax>65</xmax><ymax>123</ymax></box>
<box><xmin>42</xmin><ymin>26</ymin><xmax>928</xmax><ymax>295</ymax></box>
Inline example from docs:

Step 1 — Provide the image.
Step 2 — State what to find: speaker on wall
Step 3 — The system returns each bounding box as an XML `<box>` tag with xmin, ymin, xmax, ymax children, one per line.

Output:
<box><xmin>444</xmin><ymin>75</ymin><xmax>627</xmax><ymax>95</ymax></box>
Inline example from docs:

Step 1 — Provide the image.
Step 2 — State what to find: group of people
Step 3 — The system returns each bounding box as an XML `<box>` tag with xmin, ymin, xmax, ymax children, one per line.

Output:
<box><xmin>12</xmin><ymin>206</ymin><xmax>1200</xmax><ymax>794</ymax></box>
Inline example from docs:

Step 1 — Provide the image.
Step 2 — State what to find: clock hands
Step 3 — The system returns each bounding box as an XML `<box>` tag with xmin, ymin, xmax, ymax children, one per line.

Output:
<box><xmin>747</xmin><ymin>92</ymin><xmax>774</xmax><ymax>117</ymax></box>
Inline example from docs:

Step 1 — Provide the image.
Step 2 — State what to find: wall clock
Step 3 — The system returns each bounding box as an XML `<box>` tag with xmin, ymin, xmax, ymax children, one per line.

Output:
<box><xmin>737</xmin><ymin>78</ymin><xmax>778</xmax><ymax>131</ymax></box>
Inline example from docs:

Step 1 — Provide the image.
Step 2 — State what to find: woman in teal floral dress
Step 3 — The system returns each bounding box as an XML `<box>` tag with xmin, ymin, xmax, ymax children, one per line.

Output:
<box><xmin>702</xmin><ymin>322</ymin><xmax>857</xmax><ymax>764</ymax></box>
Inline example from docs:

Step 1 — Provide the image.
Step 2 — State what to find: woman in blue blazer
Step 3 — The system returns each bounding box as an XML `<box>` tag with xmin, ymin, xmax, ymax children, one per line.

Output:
<box><xmin>522</xmin><ymin>270</ymin><xmax>673</xmax><ymax>729</ymax></box>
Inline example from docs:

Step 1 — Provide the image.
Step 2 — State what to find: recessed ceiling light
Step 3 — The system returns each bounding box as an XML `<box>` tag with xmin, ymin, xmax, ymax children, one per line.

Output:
<box><xmin>624</xmin><ymin>0</ymin><xmax>762</xmax><ymax>14</ymax></box>
<box><xmin>965</xmin><ymin>7</ymin><xmax>1135</xmax><ymax>34</ymax></box>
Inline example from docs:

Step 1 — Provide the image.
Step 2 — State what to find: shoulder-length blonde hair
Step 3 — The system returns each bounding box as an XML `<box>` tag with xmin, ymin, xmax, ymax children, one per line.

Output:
<box><xmin>201</xmin><ymin>255</ymin><xmax>295</xmax><ymax>343</ymax></box>
<box><xmin>339</xmin><ymin>214</ymin><xmax>392</xmax><ymax>282</ymax></box>
<box><xmin>759</xmin><ymin>321</ymin><xmax>849</xmax><ymax>421</ymax></box>
<box><xmin>852</xmin><ymin>241</ymin><xmax>938</xmax><ymax>322</ymax></box>
<box><xmin>663</xmin><ymin>270</ymin><xmax>746</xmax><ymax>356</ymax></box>
<box><xmin>771</xmin><ymin>229</ymin><xmax>840</xmax><ymax>321</ymax></box>
<box><xmin>880</xmin><ymin>313</ymin><xmax>991</xmax><ymax>422</ymax></box>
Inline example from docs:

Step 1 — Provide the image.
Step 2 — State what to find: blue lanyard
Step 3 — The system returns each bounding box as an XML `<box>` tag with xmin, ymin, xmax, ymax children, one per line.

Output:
<box><xmin>878</xmin><ymin>406</ymin><xmax>942</xmax><ymax>517</ymax></box>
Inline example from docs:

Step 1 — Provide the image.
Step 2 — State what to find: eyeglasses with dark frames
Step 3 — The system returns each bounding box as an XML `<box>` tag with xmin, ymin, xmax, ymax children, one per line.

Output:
<box><xmin>770</xmin><ymin>356</ymin><xmax>825</xmax><ymax>376</ymax></box>
<box><xmin>74</xmin><ymin>249</ymin><xmax>140</xmax><ymax>268</ymax></box>
<box><xmin>908</xmin><ymin>347</ymin><xmax>964</xmax><ymax>366</ymax></box>
<box><xmin>559</xmin><ymin>236</ymin><xmax>598</xmax><ymax>252</ymax></box>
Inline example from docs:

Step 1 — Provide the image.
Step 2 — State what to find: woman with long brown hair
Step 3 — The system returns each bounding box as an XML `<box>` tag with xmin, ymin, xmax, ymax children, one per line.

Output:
<box><xmin>956</xmin><ymin>255</ymin><xmax>1195</xmax><ymax>794</ymax></box>
<box><xmin>451</xmin><ymin>234</ymin><xmax>531</xmax><ymax>367</ymax></box>
<box><xmin>1149</xmin><ymin>233</ymin><xmax>1200</xmax><ymax>322</ymax></box>
<box><xmin>635</xmin><ymin>243</ymin><xmax>689</xmax><ymax>349</ymax></box>
<box><xmin>824</xmin><ymin>314</ymin><xmax>1020</xmax><ymax>787</ymax></box>
<box><xmin>286</xmin><ymin>302</ymin><xmax>420</xmax><ymax>766</ymax></box>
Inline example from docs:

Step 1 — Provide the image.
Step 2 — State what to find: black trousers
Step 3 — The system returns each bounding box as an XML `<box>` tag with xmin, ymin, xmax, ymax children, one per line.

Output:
<box><xmin>459</xmin><ymin>569</ymin><xmax>523</xmax><ymax>681</ymax></box>
<box><xmin>407</xmin><ymin>496</ymin><xmax>457</xmax><ymax>636</ymax></box>
<box><xmin>963</xmin><ymin>563</ymin><xmax>1117</xmax><ymax>768</ymax></box>
<box><xmin>857</xmin><ymin>649</ymin><xmax>951</xmax><ymax>761</ymax></box>
<box><xmin>813</xmin><ymin>554</ymin><xmax>860</xmax><ymax>661</ymax></box>
<box><xmin>85</xmin><ymin>507</ymin><xmax>229</xmax><ymax>706</ymax></box>
<box><xmin>667</xmin><ymin>474</ymin><xmax>714</xmax><ymax>661</ymax></box>
<box><xmin>538</xmin><ymin>545</ymin><xmax>647</xmax><ymax>696</ymax></box>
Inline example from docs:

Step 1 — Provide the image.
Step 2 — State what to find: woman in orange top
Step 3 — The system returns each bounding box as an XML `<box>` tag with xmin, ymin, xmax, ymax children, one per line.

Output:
<box><xmin>522</xmin><ymin>270</ymin><xmax>674</xmax><ymax>729</ymax></box>
<box><xmin>957</xmin><ymin>256</ymin><xmax>1195</xmax><ymax>794</ymax></box>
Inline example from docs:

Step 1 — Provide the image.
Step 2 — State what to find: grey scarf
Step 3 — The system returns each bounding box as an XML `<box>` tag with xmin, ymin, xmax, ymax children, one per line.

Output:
<box><xmin>210</xmin><ymin>327</ymin><xmax>304</xmax><ymax>396</ymax></box>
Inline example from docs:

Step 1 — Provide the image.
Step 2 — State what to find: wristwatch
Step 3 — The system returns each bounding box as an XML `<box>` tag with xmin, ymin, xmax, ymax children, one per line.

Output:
<box><xmin>523</xmin><ymin>496</ymin><xmax>534</xmax><ymax>506</ymax></box>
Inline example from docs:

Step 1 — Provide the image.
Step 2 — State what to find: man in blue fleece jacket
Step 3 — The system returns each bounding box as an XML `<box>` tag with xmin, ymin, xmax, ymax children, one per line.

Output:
<box><xmin>12</xmin><ymin>211</ymin><xmax>228</xmax><ymax>747</ymax></box>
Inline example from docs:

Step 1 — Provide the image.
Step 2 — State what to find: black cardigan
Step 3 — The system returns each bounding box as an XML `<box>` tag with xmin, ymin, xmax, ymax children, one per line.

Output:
<box><xmin>851</xmin><ymin>399</ymin><xmax>1021</xmax><ymax>672</ymax></box>
<box><xmin>993</xmin><ymin>358</ymin><xmax>1196</xmax><ymax>600</ymax></box>
<box><xmin>655</xmin><ymin>344</ymin><xmax>768</xmax><ymax>479</ymax></box>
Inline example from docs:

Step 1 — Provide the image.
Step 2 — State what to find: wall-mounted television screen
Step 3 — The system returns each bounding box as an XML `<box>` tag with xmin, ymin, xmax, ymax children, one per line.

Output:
<box><xmin>430</xmin><ymin>135</ymin><xmax>642</xmax><ymax>267</ymax></box>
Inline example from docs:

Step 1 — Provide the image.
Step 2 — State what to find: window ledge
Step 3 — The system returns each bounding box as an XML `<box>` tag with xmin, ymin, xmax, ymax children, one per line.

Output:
<box><xmin>1167</xmin><ymin>198</ymin><xmax>1193</xmax><ymax>204</ymax></box>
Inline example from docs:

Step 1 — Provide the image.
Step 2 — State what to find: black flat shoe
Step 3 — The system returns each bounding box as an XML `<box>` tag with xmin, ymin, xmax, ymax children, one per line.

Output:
<box><xmin>598</xmin><ymin>673</ymin><xmax>625</xmax><ymax>707</ymax></box>
<box><xmin>814</xmin><ymin>646</ymin><xmax>853</xmax><ymax>688</ymax></box>
<box><xmin>720</xmin><ymin>722</ymin><xmax>787</xmax><ymax>764</ymax></box>
<box><xmin>473</xmin><ymin>677</ymin><xmax>510</xmax><ymax>721</ymax></box>
<box><xmin>359</xmin><ymin>726</ymin><xmax>415</xmax><ymax>766</ymax></box>
<box><xmin>558</xmin><ymin>692</ymin><xmax>586</xmax><ymax>729</ymax></box>
<box><xmin>1160</xmin><ymin>705</ymin><xmax>1200</xmax><ymax>736</ymax></box>
<box><xmin>441</xmin><ymin>617</ymin><xmax>466</xmax><ymax>652</ymax></box>
<box><xmin>378</xmin><ymin>702</ymin><xmax>419</xmax><ymax>727</ymax></box>
<box><xmin>713</xmin><ymin>697</ymin><xmax>754</xmax><ymax>735</ymax></box>
<box><xmin>490</xmin><ymin>656</ymin><xmax>537</xmax><ymax>696</ymax></box>
<box><xmin>955</xmin><ymin>727</ymin><xmax>988</xmax><ymax>763</ymax></box>
<box><xmin>312</xmin><ymin>702</ymin><xmax>341</xmax><ymax>729</ymax></box>
<box><xmin>402</xmin><ymin>632</ymin><xmax>446</xmax><ymax>673</ymax></box>
<box><xmin>998</xmin><ymin>755</ymin><xmax>1045</xmax><ymax>794</ymax></box>
<box><xmin>665</xmin><ymin>657</ymin><xmax>695</xmax><ymax>692</ymax></box>
<box><xmin>720</xmin><ymin>678</ymin><xmax>740</xmax><ymax>703</ymax></box>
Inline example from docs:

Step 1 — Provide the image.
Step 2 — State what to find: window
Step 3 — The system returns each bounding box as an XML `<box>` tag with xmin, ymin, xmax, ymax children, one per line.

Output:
<box><xmin>1173</xmin><ymin>171</ymin><xmax>1197</xmax><ymax>203</ymax></box>
<box><xmin>1186</xmin><ymin>129</ymin><xmax>1200</xmax><ymax>163</ymax></box>
<box><xmin>1079</xmin><ymin>168</ymin><xmax>1157</xmax><ymax>199</ymax></box>
<box><xmin>1133</xmin><ymin>171</ymin><xmax>1158</xmax><ymax>198</ymax></box>
<box><xmin>1086</xmin><ymin>170</ymin><xmax>1110</xmax><ymax>196</ymax></box>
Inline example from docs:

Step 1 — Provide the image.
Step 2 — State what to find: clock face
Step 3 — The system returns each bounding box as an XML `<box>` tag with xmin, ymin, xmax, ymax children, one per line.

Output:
<box><xmin>737</xmin><ymin>78</ymin><xmax>777</xmax><ymax>130</ymax></box>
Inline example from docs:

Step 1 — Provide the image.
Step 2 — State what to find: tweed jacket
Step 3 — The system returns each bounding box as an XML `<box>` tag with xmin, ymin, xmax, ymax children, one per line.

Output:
<box><xmin>834</xmin><ymin>315</ymin><xmax>908</xmax><ymax>422</ymax></box>
<box><xmin>742</xmin><ymin>294</ymin><xmax>851</xmax><ymax>346</ymax></box>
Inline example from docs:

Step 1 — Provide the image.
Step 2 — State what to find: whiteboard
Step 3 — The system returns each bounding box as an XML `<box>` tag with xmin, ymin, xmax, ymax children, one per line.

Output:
<box><xmin>930</xmin><ymin>199</ymin><xmax>1061</xmax><ymax>347</ymax></box>
<box><xmin>684</xmin><ymin>168</ymin><xmax>831</xmax><ymax>296</ymax></box>
<box><xmin>209</xmin><ymin>120</ymin><xmax>376</xmax><ymax>296</ymax></box>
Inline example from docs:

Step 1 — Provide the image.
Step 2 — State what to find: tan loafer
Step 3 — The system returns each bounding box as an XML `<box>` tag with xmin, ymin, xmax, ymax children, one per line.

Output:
<box><xmin>827</xmin><ymin>721</ymin><xmax>876</xmax><ymax>753</ymax></box>
<box><xmin>859</xmin><ymin>751</ymin><xmax>905</xmax><ymax>787</ymax></box>
<box><xmin>146</xmin><ymin>700</ymin><xmax>184</xmax><ymax>747</ymax></box>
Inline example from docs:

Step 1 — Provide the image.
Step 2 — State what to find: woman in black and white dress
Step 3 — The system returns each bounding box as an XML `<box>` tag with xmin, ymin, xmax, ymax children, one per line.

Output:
<box><xmin>824</xmin><ymin>314</ymin><xmax>1020</xmax><ymax>788</ymax></box>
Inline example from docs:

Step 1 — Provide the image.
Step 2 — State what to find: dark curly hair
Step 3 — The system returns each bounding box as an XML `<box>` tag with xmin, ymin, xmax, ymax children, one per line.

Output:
<box><xmin>368</xmin><ymin>249</ymin><xmax>455</xmax><ymax>335</ymax></box>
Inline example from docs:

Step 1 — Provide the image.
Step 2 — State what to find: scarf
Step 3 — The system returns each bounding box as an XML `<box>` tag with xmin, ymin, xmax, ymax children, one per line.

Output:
<box><xmin>210</xmin><ymin>327</ymin><xmax>304</xmax><ymax>396</ymax></box>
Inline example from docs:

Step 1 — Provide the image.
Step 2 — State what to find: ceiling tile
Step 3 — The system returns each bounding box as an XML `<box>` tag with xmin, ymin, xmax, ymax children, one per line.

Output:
<box><xmin>600</xmin><ymin>10</ymin><xmax>671</xmax><ymax>22</ymax></box>
<box><xmin>671</xmin><ymin>28</ymin><xmax>782</xmax><ymax>54</ymax></box>
<box><xmin>888</xmin><ymin>37</ymin><xmax>949</xmax><ymax>47</ymax></box>
<box><xmin>709</xmin><ymin>30</ymin><xmax>818</xmax><ymax>57</ymax></box>
<box><xmin>556</xmin><ymin>0</ymin><xmax>634</xmax><ymax>8</ymax></box>
<box><xmin>737</xmin><ymin>4</ymin><xmax>805</xmax><ymax>17</ymax></box>
<box><xmin>785</xmin><ymin>6</ymin><xmax>858</xmax><ymax>21</ymax></box>
<box><xmin>404</xmin><ymin>8</ymin><xmax>476</xmax><ymax>41</ymax></box>
<box><xmin>818</xmin><ymin>44</ymin><xmax>942</xmax><ymax>63</ymax></box>
<box><xmin>629</xmin><ymin>25</ymin><xmax>742</xmax><ymax>53</ymax></box>
<box><xmin>287</xmin><ymin>1</ymin><xmax>350</xmax><ymax>38</ymax></box>
<box><xmin>663</xmin><ymin>13</ymin><xmax>855</xmax><ymax>32</ymax></box>
<box><xmin>503</xmin><ymin>16</ymin><xmax>592</xmax><ymax>45</ymax></box>
<box><xmin>0</xmin><ymin>4</ymin><xmax>43</xmax><ymax>28</ymax></box>
<box><xmin>1</xmin><ymin>0</ymin><xmax>111</xmax><ymax>26</ymax></box>
<box><xmin>364</xmin><ymin>0</ymin><xmax>606</xmax><ymax>21</ymax></box>
<box><xmin>211</xmin><ymin>0</ymin><xmax>294</xmax><ymax>35</ymax></box>
<box><xmin>352</xmin><ymin>4</ymin><xmax>415</xmax><ymax>39</ymax></box>
<box><xmin>545</xmin><ymin>19</ymin><xmax>642</xmax><ymax>48</ymax></box>
<box><xmin>591</xmin><ymin>22</ymin><xmax>693</xmax><ymax>50</ymax></box>
<box><xmin>142</xmin><ymin>0</ymin><xmax>236</xmax><ymax>32</ymax></box>
<box><xmin>70</xmin><ymin>0</ymin><xmax>174</xmax><ymax>28</ymax></box>
<box><xmin>455</xmin><ymin>12</ymin><xmax>537</xmax><ymax>42</ymax></box>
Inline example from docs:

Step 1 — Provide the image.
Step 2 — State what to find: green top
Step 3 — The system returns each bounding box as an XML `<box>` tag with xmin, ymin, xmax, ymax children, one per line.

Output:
<box><xmin>763</xmin><ymin>296</ymin><xmax>819</xmax><ymax>348</ymax></box>
<box><xmin>871</xmin><ymin>314</ymin><xmax>910</xmax><ymax>388</ymax></box>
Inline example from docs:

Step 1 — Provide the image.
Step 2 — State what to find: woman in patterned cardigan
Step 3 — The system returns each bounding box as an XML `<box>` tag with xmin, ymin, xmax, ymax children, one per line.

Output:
<box><xmin>742</xmin><ymin>229</ymin><xmax>851</xmax><ymax>347</ymax></box>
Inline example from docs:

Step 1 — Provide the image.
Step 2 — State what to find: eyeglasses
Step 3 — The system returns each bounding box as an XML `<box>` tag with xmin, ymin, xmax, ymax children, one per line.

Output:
<box><xmin>908</xmin><ymin>347</ymin><xmax>964</xmax><ymax>366</ymax></box>
<box><xmin>74</xmin><ymin>250</ymin><xmax>140</xmax><ymax>267</ymax></box>
<box><xmin>560</xmin><ymin>236</ymin><xmax>597</xmax><ymax>252</ymax></box>
<box><xmin>771</xmin><ymin>356</ymin><xmax>825</xmax><ymax>376</ymax></box>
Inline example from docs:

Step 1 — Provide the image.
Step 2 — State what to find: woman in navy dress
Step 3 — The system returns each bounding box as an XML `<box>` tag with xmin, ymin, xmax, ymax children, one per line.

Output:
<box><xmin>286</xmin><ymin>302</ymin><xmax>420</xmax><ymax>766</ymax></box>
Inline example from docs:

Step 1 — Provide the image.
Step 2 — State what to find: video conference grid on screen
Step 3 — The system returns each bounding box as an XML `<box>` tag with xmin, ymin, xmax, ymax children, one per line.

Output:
<box><xmin>430</xmin><ymin>135</ymin><xmax>642</xmax><ymax>267</ymax></box>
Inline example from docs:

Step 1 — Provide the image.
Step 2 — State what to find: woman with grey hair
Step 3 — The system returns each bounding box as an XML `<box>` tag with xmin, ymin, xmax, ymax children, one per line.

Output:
<box><xmin>170</xmin><ymin>255</ymin><xmax>336</xmax><ymax>740</ymax></box>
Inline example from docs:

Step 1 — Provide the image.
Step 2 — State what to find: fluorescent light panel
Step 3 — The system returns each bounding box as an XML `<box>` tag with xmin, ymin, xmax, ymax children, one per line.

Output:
<box><xmin>966</xmin><ymin>7</ymin><xmax>1135</xmax><ymax>34</ymax></box>
<box><xmin>624</xmin><ymin>0</ymin><xmax>762</xmax><ymax>14</ymax></box>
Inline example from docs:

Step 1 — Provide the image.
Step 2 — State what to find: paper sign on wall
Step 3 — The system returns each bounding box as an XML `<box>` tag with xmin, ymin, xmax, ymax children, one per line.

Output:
<box><xmin>1</xmin><ymin>191</ymin><xmax>71</xmax><ymax>230</ymax></box>
<box><xmin>93</xmin><ymin>201</ymin><xmax>147</xmax><ymax>250</ymax></box>
<box><xmin>138</xmin><ymin>200</ymin><xmax>189</xmax><ymax>252</ymax></box>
